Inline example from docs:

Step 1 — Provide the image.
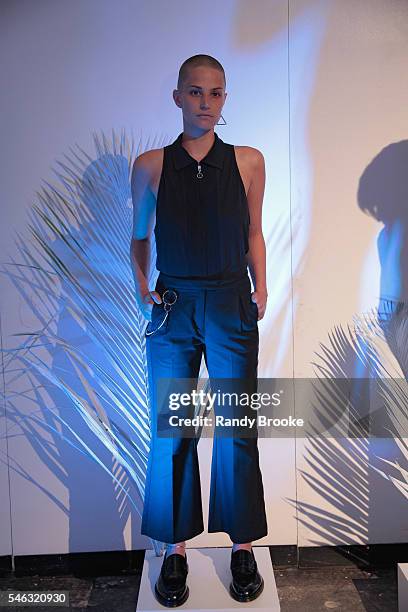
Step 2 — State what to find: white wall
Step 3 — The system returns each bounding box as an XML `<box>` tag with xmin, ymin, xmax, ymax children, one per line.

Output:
<box><xmin>1</xmin><ymin>0</ymin><xmax>407</xmax><ymax>557</ymax></box>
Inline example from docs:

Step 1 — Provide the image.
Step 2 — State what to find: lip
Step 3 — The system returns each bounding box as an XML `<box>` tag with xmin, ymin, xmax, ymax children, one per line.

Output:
<box><xmin>197</xmin><ymin>114</ymin><xmax>213</xmax><ymax>117</ymax></box>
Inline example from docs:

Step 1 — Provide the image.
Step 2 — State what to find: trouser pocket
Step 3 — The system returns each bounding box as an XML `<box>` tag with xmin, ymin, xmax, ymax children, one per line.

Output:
<box><xmin>145</xmin><ymin>302</ymin><xmax>169</xmax><ymax>336</ymax></box>
<box><xmin>238</xmin><ymin>291</ymin><xmax>259</xmax><ymax>332</ymax></box>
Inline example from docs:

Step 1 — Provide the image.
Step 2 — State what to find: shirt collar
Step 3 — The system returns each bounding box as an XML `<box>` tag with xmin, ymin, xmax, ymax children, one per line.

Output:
<box><xmin>172</xmin><ymin>131</ymin><xmax>225</xmax><ymax>170</ymax></box>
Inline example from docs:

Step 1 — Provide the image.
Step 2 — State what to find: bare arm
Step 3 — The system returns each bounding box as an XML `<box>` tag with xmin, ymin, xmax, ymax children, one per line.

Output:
<box><xmin>246</xmin><ymin>148</ymin><xmax>267</xmax><ymax>320</ymax></box>
<box><xmin>129</xmin><ymin>152</ymin><xmax>162</xmax><ymax>319</ymax></box>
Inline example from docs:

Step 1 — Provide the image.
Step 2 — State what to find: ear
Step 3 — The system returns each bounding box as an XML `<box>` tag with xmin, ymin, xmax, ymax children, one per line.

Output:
<box><xmin>173</xmin><ymin>89</ymin><xmax>182</xmax><ymax>108</ymax></box>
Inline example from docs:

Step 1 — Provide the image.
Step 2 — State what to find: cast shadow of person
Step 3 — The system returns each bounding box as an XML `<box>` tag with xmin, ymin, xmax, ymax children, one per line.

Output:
<box><xmin>53</xmin><ymin>149</ymin><xmax>150</xmax><ymax>552</ymax></box>
<box><xmin>358</xmin><ymin>140</ymin><xmax>408</xmax><ymax>330</ymax></box>
<box><xmin>298</xmin><ymin>141</ymin><xmax>408</xmax><ymax>555</ymax></box>
<box><xmin>325</xmin><ymin>141</ymin><xmax>408</xmax><ymax>434</ymax></box>
<box><xmin>5</xmin><ymin>145</ymin><xmax>150</xmax><ymax>554</ymax></box>
<box><xmin>357</xmin><ymin>140</ymin><xmax>408</xmax><ymax>386</ymax></box>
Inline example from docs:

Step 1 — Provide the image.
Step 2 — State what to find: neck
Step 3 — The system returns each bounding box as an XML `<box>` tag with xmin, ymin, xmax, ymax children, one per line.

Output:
<box><xmin>180</xmin><ymin>128</ymin><xmax>215</xmax><ymax>159</ymax></box>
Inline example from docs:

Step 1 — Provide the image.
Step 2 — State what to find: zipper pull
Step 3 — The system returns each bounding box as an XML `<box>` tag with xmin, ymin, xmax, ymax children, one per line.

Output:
<box><xmin>197</xmin><ymin>163</ymin><xmax>203</xmax><ymax>179</ymax></box>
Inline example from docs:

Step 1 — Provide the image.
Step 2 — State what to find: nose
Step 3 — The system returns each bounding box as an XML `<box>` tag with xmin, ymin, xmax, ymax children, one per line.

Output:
<box><xmin>200</xmin><ymin>95</ymin><xmax>210</xmax><ymax>109</ymax></box>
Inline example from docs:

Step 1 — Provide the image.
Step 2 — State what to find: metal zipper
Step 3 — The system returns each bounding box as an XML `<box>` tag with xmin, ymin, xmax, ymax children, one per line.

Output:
<box><xmin>197</xmin><ymin>163</ymin><xmax>203</xmax><ymax>179</ymax></box>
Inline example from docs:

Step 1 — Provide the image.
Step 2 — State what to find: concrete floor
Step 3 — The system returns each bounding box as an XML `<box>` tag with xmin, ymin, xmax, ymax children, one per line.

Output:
<box><xmin>274</xmin><ymin>566</ymin><xmax>397</xmax><ymax>611</ymax></box>
<box><xmin>0</xmin><ymin>550</ymin><xmax>399</xmax><ymax>611</ymax></box>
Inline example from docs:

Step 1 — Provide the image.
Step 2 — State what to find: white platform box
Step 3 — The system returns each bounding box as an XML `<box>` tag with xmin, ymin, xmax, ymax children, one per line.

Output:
<box><xmin>398</xmin><ymin>563</ymin><xmax>408</xmax><ymax>612</ymax></box>
<box><xmin>136</xmin><ymin>546</ymin><xmax>280</xmax><ymax>611</ymax></box>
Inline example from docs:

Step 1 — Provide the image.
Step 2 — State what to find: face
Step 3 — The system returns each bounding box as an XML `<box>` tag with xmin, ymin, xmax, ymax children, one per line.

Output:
<box><xmin>173</xmin><ymin>66</ymin><xmax>227</xmax><ymax>132</ymax></box>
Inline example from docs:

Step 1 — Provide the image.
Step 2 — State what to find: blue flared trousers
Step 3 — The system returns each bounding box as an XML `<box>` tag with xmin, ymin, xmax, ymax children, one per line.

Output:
<box><xmin>140</xmin><ymin>269</ymin><xmax>268</xmax><ymax>544</ymax></box>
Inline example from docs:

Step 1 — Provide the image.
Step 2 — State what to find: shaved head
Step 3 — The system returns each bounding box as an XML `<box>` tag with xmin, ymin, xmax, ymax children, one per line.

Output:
<box><xmin>177</xmin><ymin>54</ymin><xmax>226</xmax><ymax>90</ymax></box>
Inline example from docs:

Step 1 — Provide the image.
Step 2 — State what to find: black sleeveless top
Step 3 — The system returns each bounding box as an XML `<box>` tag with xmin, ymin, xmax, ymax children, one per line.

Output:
<box><xmin>154</xmin><ymin>131</ymin><xmax>250</xmax><ymax>278</ymax></box>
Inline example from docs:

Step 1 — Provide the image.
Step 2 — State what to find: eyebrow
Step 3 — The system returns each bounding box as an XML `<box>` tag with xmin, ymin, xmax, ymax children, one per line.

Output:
<box><xmin>188</xmin><ymin>85</ymin><xmax>224</xmax><ymax>90</ymax></box>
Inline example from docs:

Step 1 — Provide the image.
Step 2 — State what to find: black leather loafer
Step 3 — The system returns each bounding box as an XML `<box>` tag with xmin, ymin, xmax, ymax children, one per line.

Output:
<box><xmin>229</xmin><ymin>548</ymin><xmax>264</xmax><ymax>602</ymax></box>
<box><xmin>154</xmin><ymin>551</ymin><xmax>189</xmax><ymax>607</ymax></box>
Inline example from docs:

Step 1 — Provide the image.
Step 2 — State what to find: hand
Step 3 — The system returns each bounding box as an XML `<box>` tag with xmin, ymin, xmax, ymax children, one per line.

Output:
<box><xmin>251</xmin><ymin>288</ymin><xmax>267</xmax><ymax>320</ymax></box>
<box><xmin>138</xmin><ymin>289</ymin><xmax>162</xmax><ymax>321</ymax></box>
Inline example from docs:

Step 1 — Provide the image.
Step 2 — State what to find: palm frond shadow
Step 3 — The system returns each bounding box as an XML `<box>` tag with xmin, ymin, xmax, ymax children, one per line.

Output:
<box><xmin>1</xmin><ymin>129</ymin><xmax>172</xmax><ymax>555</ymax></box>
<box><xmin>286</xmin><ymin>301</ymin><xmax>408</xmax><ymax>547</ymax></box>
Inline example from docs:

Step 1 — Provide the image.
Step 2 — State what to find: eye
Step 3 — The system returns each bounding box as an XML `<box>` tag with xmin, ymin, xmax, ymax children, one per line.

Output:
<box><xmin>190</xmin><ymin>89</ymin><xmax>201</xmax><ymax>96</ymax></box>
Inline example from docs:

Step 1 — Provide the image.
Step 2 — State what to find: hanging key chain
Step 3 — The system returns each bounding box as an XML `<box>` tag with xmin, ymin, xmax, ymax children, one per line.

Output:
<box><xmin>145</xmin><ymin>289</ymin><xmax>178</xmax><ymax>336</ymax></box>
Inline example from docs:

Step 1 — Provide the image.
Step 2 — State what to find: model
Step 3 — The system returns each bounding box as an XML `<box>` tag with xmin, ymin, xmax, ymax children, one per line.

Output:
<box><xmin>130</xmin><ymin>53</ymin><xmax>268</xmax><ymax>607</ymax></box>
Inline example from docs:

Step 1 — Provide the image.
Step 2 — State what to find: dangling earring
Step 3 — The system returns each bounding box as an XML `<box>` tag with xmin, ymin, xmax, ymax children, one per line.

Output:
<box><xmin>216</xmin><ymin>114</ymin><xmax>227</xmax><ymax>125</ymax></box>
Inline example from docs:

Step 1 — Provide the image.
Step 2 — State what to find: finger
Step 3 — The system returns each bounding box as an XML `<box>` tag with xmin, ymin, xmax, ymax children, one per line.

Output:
<box><xmin>150</xmin><ymin>291</ymin><xmax>163</xmax><ymax>304</ymax></box>
<box><xmin>142</xmin><ymin>292</ymin><xmax>154</xmax><ymax>305</ymax></box>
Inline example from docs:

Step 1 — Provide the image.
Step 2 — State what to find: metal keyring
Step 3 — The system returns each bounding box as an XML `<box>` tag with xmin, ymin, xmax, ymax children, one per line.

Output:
<box><xmin>145</xmin><ymin>288</ymin><xmax>178</xmax><ymax>336</ymax></box>
<box><xmin>162</xmin><ymin>288</ymin><xmax>178</xmax><ymax>311</ymax></box>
